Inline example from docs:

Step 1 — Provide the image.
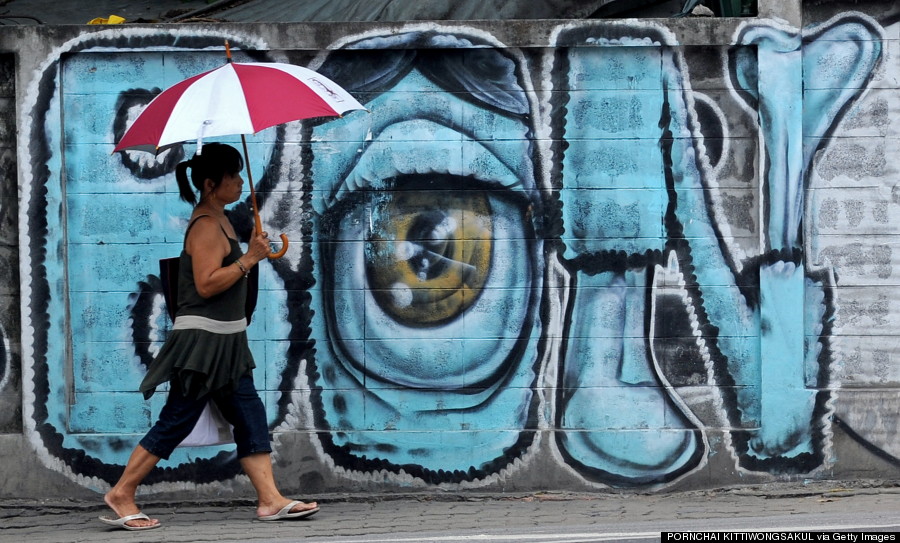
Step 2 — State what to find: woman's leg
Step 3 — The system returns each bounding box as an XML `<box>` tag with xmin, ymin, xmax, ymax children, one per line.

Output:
<box><xmin>103</xmin><ymin>445</ymin><xmax>161</xmax><ymax>528</ymax></box>
<box><xmin>104</xmin><ymin>381</ymin><xmax>207</xmax><ymax>527</ymax></box>
<box><xmin>217</xmin><ymin>375</ymin><xmax>318</xmax><ymax>518</ymax></box>
<box><xmin>240</xmin><ymin>453</ymin><xmax>318</xmax><ymax>518</ymax></box>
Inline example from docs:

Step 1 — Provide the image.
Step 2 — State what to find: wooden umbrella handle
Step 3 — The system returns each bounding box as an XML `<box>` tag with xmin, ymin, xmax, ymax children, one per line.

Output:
<box><xmin>242</xmin><ymin>135</ymin><xmax>289</xmax><ymax>260</ymax></box>
<box><xmin>249</xmin><ymin>183</ymin><xmax>289</xmax><ymax>260</ymax></box>
<box><xmin>269</xmin><ymin>234</ymin><xmax>289</xmax><ymax>259</ymax></box>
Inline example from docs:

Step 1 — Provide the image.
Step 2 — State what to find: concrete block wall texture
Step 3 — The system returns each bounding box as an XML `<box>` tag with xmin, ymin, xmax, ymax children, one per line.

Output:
<box><xmin>1</xmin><ymin>2</ymin><xmax>899</xmax><ymax>499</ymax></box>
<box><xmin>0</xmin><ymin>52</ymin><xmax>21</xmax><ymax>437</ymax></box>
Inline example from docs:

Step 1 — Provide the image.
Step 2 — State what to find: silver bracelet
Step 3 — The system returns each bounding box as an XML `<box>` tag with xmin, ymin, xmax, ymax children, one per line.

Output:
<box><xmin>235</xmin><ymin>259</ymin><xmax>250</xmax><ymax>277</ymax></box>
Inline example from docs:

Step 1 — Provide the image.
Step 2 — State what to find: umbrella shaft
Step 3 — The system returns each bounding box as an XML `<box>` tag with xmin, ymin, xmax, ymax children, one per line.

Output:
<box><xmin>240</xmin><ymin>135</ymin><xmax>264</xmax><ymax>234</ymax></box>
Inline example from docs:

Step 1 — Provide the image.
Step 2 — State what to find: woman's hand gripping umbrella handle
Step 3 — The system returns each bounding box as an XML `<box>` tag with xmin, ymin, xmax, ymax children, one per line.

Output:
<box><xmin>253</xmin><ymin>210</ymin><xmax>289</xmax><ymax>260</ymax></box>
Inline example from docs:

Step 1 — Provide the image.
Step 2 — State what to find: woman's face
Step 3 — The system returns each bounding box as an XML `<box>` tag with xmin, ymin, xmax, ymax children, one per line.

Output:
<box><xmin>210</xmin><ymin>171</ymin><xmax>243</xmax><ymax>204</ymax></box>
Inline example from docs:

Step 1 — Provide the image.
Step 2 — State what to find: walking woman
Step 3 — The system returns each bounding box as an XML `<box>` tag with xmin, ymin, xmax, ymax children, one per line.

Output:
<box><xmin>100</xmin><ymin>143</ymin><xmax>318</xmax><ymax>530</ymax></box>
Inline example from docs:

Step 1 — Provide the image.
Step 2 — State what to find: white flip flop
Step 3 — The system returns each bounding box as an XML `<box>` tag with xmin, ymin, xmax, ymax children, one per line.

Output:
<box><xmin>257</xmin><ymin>500</ymin><xmax>320</xmax><ymax>521</ymax></box>
<box><xmin>98</xmin><ymin>512</ymin><xmax>161</xmax><ymax>531</ymax></box>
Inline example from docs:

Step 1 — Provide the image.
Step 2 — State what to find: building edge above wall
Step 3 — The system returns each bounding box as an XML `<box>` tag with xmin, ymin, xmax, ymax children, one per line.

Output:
<box><xmin>0</xmin><ymin>17</ymin><xmax>757</xmax><ymax>54</ymax></box>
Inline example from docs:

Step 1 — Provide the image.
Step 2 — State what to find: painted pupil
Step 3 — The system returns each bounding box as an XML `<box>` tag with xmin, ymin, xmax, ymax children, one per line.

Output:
<box><xmin>366</xmin><ymin>191</ymin><xmax>493</xmax><ymax>326</ymax></box>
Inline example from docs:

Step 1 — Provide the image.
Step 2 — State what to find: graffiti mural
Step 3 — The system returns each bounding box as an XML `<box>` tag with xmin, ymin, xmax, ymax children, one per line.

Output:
<box><xmin>14</xmin><ymin>11</ymin><xmax>899</xmax><ymax>495</ymax></box>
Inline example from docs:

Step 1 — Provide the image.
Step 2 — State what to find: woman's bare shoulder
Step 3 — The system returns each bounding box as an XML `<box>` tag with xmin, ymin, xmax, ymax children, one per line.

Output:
<box><xmin>186</xmin><ymin>215</ymin><xmax>228</xmax><ymax>255</ymax></box>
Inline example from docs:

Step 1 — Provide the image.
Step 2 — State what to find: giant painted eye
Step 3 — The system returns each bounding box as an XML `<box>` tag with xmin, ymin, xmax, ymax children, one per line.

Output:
<box><xmin>366</xmin><ymin>189</ymin><xmax>492</xmax><ymax>327</ymax></box>
<box><xmin>320</xmin><ymin>170</ymin><xmax>536</xmax><ymax>388</ymax></box>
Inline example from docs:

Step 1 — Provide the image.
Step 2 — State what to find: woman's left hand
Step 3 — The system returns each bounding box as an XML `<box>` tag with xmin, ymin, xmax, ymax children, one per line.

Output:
<box><xmin>244</xmin><ymin>229</ymin><xmax>271</xmax><ymax>266</ymax></box>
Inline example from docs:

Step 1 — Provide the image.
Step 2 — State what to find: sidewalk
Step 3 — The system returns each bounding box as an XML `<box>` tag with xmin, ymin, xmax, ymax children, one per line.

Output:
<box><xmin>1</xmin><ymin>481</ymin><xmax>899</xmax><ymax>543</ymax></box>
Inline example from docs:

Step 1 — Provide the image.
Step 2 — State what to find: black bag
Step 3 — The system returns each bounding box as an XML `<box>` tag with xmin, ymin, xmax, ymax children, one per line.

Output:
<box><xmin>159</xmin><ymin>257</ymin><xmax>259</xmax><ymax>324</ymax></box>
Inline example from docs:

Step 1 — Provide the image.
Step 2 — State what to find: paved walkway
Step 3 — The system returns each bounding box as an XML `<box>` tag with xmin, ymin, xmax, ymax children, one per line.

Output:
<box><xmin>1</xmin><ymin>482</ymin><xmax>899</xmax><ymax>542</ymax></box>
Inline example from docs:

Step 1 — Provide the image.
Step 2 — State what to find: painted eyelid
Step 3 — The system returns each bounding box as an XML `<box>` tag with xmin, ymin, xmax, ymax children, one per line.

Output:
<box><xmin>316</xmin><ymin>119</ymin><xmax>523</xmax><ymax>214</ymax></box>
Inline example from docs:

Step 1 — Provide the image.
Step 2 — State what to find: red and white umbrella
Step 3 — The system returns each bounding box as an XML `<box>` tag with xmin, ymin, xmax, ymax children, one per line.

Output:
<box><xmin>114</xmin><ymin>43</ymin><xmax>366</xmax><ymax>258</ymax></box>
<box><xmin>114</xmin><ymin>60</ymin><xmax>365</xmax><ymax>154</ymax></box>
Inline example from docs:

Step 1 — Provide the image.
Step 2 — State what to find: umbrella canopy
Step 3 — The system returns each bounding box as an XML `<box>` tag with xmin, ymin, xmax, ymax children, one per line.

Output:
<box><xmin>113</xmin><ymin>61</ymin><xmax>366</xmax><ymax>154</ymax></box>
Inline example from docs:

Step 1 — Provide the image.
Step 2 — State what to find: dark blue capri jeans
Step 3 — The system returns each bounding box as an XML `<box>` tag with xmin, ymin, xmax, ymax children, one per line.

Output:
<box><xmin>140</xmin><ymin>375</ymin><xmax>271</xmax><ymax>460</ymax></box>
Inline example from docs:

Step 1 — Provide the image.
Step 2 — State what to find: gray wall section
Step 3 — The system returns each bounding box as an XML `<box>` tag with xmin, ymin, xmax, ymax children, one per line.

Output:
<box><xmin>0</xmin><ymin>0</ymin><xmax>899</xmax><ymax>499</ymax></box>
<box><xmin>0</xmin><ymin>52</ymin><xmax>21</xmax><ymax>435</ymax></box>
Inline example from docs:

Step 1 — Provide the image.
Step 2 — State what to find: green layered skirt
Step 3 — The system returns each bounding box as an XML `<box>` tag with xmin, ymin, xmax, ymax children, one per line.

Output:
<box><xmin>140</xmin><ymin>325</ymin><xmax>255</xmax><ymax>400</ymax></box>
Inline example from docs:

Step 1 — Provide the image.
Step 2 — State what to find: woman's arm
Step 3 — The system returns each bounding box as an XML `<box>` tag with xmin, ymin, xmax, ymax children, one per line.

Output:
<box><xmin>186</xmin><ymin>216</ymin><xmax>271</xmax><ymax>299</ymax></box>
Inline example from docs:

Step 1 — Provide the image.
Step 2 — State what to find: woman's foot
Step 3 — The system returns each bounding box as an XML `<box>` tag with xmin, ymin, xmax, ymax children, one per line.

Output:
<box><xmin>102</xmin><ymin>489</ymin><xmax>160</xmax><ymax>529</ymax></box>
<box><xmin>257</xmin><ymin>499</ymin><xmax>319</xmax><ymax>521</ymax></box>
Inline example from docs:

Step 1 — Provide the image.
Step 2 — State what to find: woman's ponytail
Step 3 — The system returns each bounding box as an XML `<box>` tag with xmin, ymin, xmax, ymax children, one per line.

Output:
<box><xmin>175</xmin><ymin>159</ymin><xmax>196</xmax><ymax>205</ymax></box>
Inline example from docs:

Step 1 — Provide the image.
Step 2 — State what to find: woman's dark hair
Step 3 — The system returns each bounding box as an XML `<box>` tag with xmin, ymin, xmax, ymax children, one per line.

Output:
<box><xmin>174</xmin><ymin>142</ymin><xmax>244</xmax><ymax>205</ymax></box>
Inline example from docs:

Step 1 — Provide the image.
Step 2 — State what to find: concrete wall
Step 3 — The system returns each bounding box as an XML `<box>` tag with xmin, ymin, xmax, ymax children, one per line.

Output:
<box><xmin>1</xmin><ymin>0</ymin><xmax>899</xmax><ymax>500</ymax></box>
